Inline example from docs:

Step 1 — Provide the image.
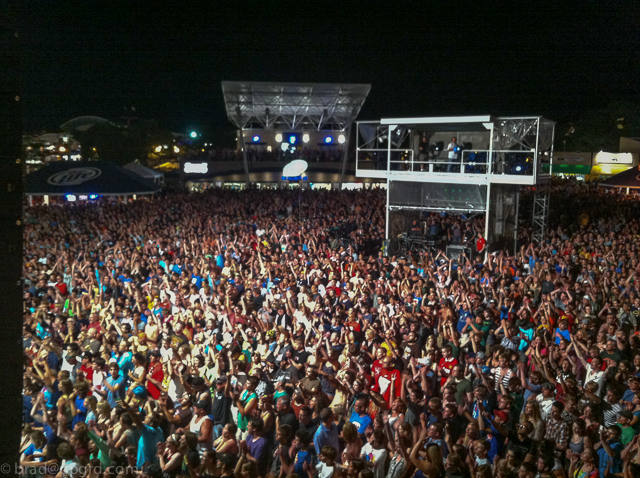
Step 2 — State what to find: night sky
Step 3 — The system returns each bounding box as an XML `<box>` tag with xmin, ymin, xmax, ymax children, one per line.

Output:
<box><xmin>20</xmin><ymin>2</ymin><xmax>640</xmax><ymax>138</ymax></box>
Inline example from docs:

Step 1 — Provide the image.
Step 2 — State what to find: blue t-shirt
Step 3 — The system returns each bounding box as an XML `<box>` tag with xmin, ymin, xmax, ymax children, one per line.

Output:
<box><xmin>137</xmin><ymin>424</ymin><xmax>164</xmax><ymax>469</ymax></box>
<box><xmin>106</xmin><ymin>375</ymin><xmax>126</xmax><ymax>408</ymax></box>
<box><xmin>23</xmin><ymin>443</ymin><xmax>44</xmax><ymax>461</ymax></box>
<box><xmin>72</xmin><ymin>395</ymin><xmax>87</xmax><ymax>428</ymax></box>
<box><xmin>116</xmin><ymin>352</ymin><xmax>134</xmax><ymax>383</ymax></box>
<box><xmin>349</xmin><ymin>412</ymin><xmax>372</xmax><ymax>437</ymax></box>
<box><xmin>293</xmin><ymin>450</ymin><xmax>312</xmax><ymax>478</ymax></box>
<box><xmin>555</xmin><ymin>328</ymin><xmax>570</xmax><ymax>345</ymax></box>
<box><xmin>597</xmin><ymin>441</ymin><xmax>622</xmax><ymax>478</ymax></box>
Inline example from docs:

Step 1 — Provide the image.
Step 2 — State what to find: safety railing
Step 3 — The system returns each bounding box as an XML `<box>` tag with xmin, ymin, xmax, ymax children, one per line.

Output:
<box><xmin>357</xmin><ymin>148</ymin><xmax>544</xmax><ymax>176</ymax></box>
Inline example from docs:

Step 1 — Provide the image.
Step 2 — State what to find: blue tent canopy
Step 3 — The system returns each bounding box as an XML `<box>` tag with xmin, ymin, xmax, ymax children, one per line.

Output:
<box><xmin>25</xmin><ymin>161</ymin><xmax>161</xmax><ymax>196</ymax></box>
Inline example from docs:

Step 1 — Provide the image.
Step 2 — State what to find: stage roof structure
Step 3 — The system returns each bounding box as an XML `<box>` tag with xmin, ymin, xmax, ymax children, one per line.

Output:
<box><xmin>222</xmin><ymin>81</ymin><xmax>371</xmax><ymax>186</ymax></box>
<box><xmin>222</xmin><ymin>81</ymin><xmax>371</xmax><ymax>131</ymax></box>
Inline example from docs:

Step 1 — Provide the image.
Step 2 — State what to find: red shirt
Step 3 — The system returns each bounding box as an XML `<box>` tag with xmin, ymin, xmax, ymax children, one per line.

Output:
<box><xmin>55</xmin><ymin>282</ymin><xmax>68</xmax><ymax>296</ymax></box>
<box><xmin>79</xmin><ymin>364</ymin><xmax>94</xmax><ymax>382</ymax></box>
<box><xmin>371</xmin><ymin>360</ymin><xmax>384</xmax><ymax>381</ymax></box>
<box><xmin>439</xmin><ymin>356</ymin><xmax>458</xmax><ymax>386</ymax></box>
<box><xmin>146</xmin><ymin>361</ymin><xmax>165</xmax><ymax>400</ymax></box>
<box><xmin>373</xmin><ymin>368</ymin><xmax>402</xmax><ymax>408</ymax></box>
<box><xmin>476</xmin><ymin>237</ymin><xmax>487</xmax><ymax>253</ymax></box>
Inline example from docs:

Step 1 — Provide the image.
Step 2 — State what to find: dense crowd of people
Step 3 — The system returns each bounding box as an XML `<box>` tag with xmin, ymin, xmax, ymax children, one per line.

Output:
<box><xmin>20</xmin><ymin>181</ymin><xmax>640</xmax><ymax>478</ymax></box>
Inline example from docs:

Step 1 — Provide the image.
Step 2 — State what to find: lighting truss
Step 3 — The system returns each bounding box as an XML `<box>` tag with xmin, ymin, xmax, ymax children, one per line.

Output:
<box><xmin>532</xmin><ymin>191</ymin><xmax>550</xmax><ymax>244</ymax></box>
<box><xmin>222</xmin><ymin>81</ymin><xmax>371</xmax><ymax>131</ymax></box>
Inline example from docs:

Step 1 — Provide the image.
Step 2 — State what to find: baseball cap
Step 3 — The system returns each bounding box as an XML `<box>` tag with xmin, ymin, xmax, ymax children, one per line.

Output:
<box><xmin>618</xmin><ymin>410</ymin><xmax>633</xmax><ymax>420</ymax></box>
<box><xmin>195</xmin><ymin>400</ymin><xmax>208</xmax><ymax>410</ymax></box>
<box><xmin>541</xmin><ymin>382</ymin><xmax>555</xmax><ymax>391</ymax></box>
<box><xmin>216</xmin><ymin>376</ymin><xmax>227</xmax><ymax>385</ymax></box>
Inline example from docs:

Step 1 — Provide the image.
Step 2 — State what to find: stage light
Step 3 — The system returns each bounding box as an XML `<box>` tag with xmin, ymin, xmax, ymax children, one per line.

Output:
<box><xmin>173</xmin><ymin>146</ymin><xmax>180</xmax><ymax>153</ymax></box>
<box><xmin>303</xmin><ymin>134</ymin><xmax>310</xmax><ymax>143</ymax></box>
<box><xmin>190</xmin><ymin>131</ymin><xmax>198</xmax><ymax>138</ymax></box>
<box><xmin>516</xmin><ymin>166</ymin><xmax>522</xmax><ymax>172</ymax></box>
<box><xmin>59</xmin><ymin>146</ymin><xmax>66</xmax><ymax>152</ymax></box>
<box><xmin>281</xmin><ymin>142</ymin><xmax>289</xmax><ymax>151</ymax></box>
<box><xmin>154</xmin><ymin>146</ymin><xmax>162</xmax><ymax>153</ymax></box>
<box><xmin>324</xmin><ymin>136</ymin><xmax>333</xmax><ymax>144</ymax></box>
<box><xmin>338</xmin><ymin>134</ymin><xmax>346</xmax><ymax>144</ymax></box>
<box><xmin>252</xmin><ymin>135</ymin><xmax>261</xmax><ymax>143</ymax></box>
<box><xmin>289</xmin><ymin>135</ymin><xmax>297</xmax><ymax>144</ymax></box>
<box><xmin>66</xmin><ymin>194</ymin><xmax>77</xmax><ymax>202</ymax></box>
<box><xmin>275</xmin><ymin>134</ymin><xmax>283</xmax><ymax>143</ymax></box>
<box><xmin>267</xmin><ymin>146</ymin><xmax>272</xmax><ymax>152</ymax></box>
<box><xmin>89</xmin><ymin>194</ymin><xmax>98</xmax><ymax>200</ymax></box>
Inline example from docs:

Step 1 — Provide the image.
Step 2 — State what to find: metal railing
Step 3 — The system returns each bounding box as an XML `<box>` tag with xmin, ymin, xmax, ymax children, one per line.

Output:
<box><xmin>357</xmin><ymin>148</ymin><xmax>548</xmax><ymax>176</ymax></box>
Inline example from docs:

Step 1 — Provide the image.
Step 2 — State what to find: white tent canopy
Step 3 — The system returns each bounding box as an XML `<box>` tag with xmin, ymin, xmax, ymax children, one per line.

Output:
<box><xmin>124</xmin><ymin>161</ymin><xmax>164</xmax><ymax>184</ymax></box>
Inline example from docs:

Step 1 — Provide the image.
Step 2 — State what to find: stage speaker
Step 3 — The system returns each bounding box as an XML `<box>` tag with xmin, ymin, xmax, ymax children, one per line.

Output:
<box><xmin>446</xmin><ymin>245</ymin><xmax>470</xmax><ymax>263</ymax></box>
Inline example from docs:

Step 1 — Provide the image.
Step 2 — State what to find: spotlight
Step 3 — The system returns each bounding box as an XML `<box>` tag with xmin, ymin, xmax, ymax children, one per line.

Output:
<box><xmin>289</xmin><ymin>135</ymin><xmax>297</xmax><ymax>144</ymax></box>
<box><xmin>89</xmin><ymin>194</ymin><xmax>98</xmax><ymax>200</ymax></box>
<box><xmin>252</xmin><ymin>135</ymin><xmax>260</xmax><ymax>143</ymax></box>
<box><xmin>275</xmin><ymin>134</ymin><xmax>283</xmax><ymax>143</ymax></box>
<box><xmin>66</xmin><ymin>194</ymin><xmax>77</xmax><ymax>202</ymax></box>
<box><xmin>324</xmin><ymin>136</ymin><xmax>333</xmax><ymax>144</ymax></box>
<box><xmin>190</xmin><ymin>131</ymin><xmax>198</xmax><ymax>138</ymax></box>
<box><xmin>302</xmin><ymin>134</ymin><xmax>310</xmax><ymax>143</ymax></box>
<box><xmin>154</xmin><ymin>146</ymin><xmax>162</xmax><ymax>153</ymax></box>
<box><xmin>516</xmin><ymin>166</ymin><xmax>522</xmax><ymax>172</ymax></box>
<box><xmin>281</xmin><ymin>142</ymin><xmax>289</xmax><ymax>151</ymax></box>
<box><xmin>173</xmin><ymin>146</ymin><xmax>180</xmax><ymax>153</ymax></box>
<box><xmin>338</xmin><ymin>134</ymin><xmax>346</xmax><ymax>144</ymax></box>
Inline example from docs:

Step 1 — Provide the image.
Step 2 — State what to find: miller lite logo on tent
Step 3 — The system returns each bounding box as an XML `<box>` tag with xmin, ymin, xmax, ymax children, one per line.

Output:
<box><xmin>47</xmin><ymin>167</ymin><xmax>102</xmax><ymax>186</ymax></box>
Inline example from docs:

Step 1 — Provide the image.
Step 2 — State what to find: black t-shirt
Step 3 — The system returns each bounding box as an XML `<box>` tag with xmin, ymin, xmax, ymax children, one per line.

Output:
<box><xmin>506</xmin><ymin>429</ymin><xmax>536</xmax><ymax>457</ymax></box>
<box><xmin>405</xmin><ymin>399</ymin><xmax>426</xmax><ymax>426</ymax></box>
<box><xmin>292</xmin><ymin>349</ymin><xmax>310</xmax><ymax>367</ymax></box>
<box><xmin>211</xmin><ymin>391</ymin><xmax>232</xmax><ymax>425</ymax></box>
<box><xmin>399</xmin><ymin>340</ymin><xmax>421</xmax><ymax>367</ymax></box>
<box><xmin>298</xmin><ymin>419</ymin><xmax>319</xmax><ymax>441</ymax></box>
<box><xmin>279</xmin><ymin>411</ymin><xmax>299</xmax><ymax>432</ymax></box>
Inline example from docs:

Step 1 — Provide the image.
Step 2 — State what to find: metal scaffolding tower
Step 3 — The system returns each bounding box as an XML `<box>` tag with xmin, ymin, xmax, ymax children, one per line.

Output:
<box><xmin>531</xmin><ymin>192</ymin><xmax>550</xmax><ymax>244</ymax></box>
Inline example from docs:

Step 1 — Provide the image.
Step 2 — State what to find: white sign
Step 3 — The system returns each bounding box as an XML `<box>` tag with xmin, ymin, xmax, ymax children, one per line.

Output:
<box><xmin>282</xmin><ymin>159</ymin><xmax>308</xmax><ymax>177</ymax></box>
<box><xmin>183</xmin><ymin>162</ymin><xmax>209</xmax><ymax>174</ymax></box>
<box><xmin>594</xmin><ymin>151</ymin><xmax>634</xmax><ymax>165</ymax></box>
<box><xmin>47</xmin><ymin>167</ymin><xmax>102</xmax><ymax>186</ymax></box>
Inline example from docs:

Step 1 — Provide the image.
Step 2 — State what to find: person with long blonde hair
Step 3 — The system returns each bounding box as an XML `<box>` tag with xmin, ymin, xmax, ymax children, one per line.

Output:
<box><xmin>520</xmin><ymin>400</ymin><xmax>545</xmax><ymax>441</ymax></box>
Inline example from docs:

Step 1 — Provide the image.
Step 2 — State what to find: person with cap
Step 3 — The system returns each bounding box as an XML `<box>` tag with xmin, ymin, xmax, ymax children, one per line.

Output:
<box><xmin>78</xmin><ymin>351</ymin><xmax>94</xmax><ymax>382</ymax></box>
<box><xmin>183</xmin><ymin>400</ymin><xmax>213</xmax><ymax>457</ymax></box>
<box><xmin>184</xmin><ymin>376</ymin><xmax>211</xmax><ymax>414</ymax></box>
<box><xmin>61</xmin><ymin>348</ymin><xmax>81</xmax><ymax>383</ymax></box>
<box><xmin>212</xmin><ymin>375</ymin><xmax>232</xmax><ymax>440</ymax></box>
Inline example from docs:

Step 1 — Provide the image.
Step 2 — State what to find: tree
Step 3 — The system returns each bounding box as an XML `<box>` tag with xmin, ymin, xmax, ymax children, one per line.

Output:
<box><xmin>76</xmin><ymin>120</ymin><xmax>172</xmax><ymax>166</ymax></box>
<box><xmin>556</xmin><ymin>101</ymin><xmax>640</xmax><ymax>152</ymax></box>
